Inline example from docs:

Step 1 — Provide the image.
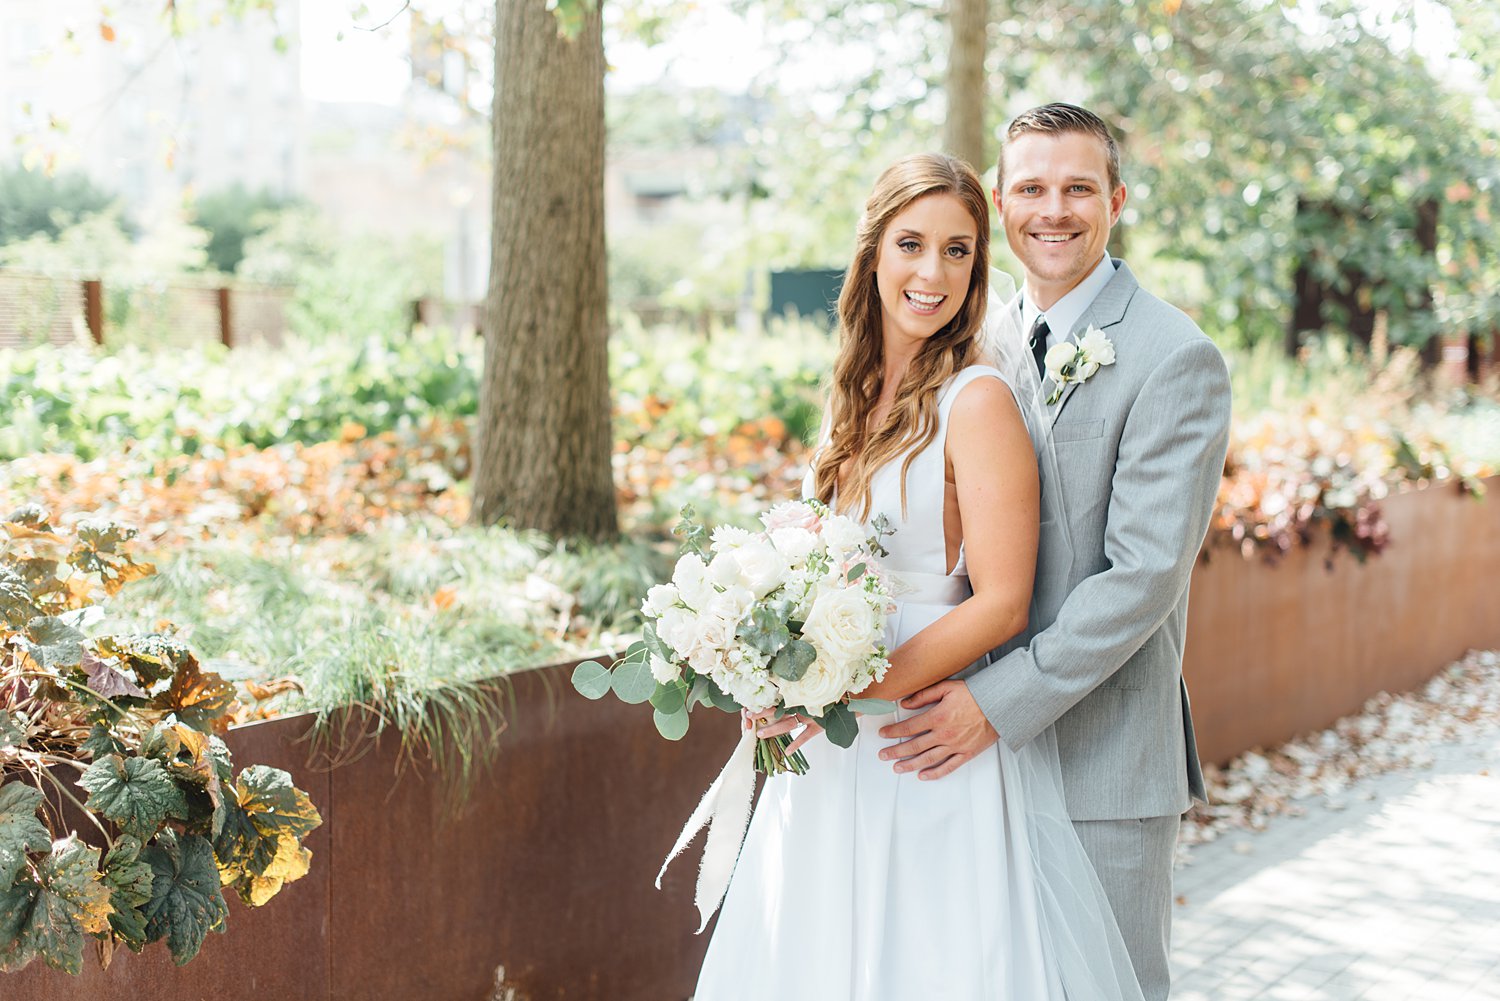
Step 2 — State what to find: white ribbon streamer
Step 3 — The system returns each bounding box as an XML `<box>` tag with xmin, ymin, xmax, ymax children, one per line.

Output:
<box><xmin>655</xmin><ymin>729</ymin><xmax>759</xmax><ymax>933</ymax></box>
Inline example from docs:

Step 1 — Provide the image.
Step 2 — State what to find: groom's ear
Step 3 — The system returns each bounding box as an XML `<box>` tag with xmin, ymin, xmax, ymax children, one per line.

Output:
<box><xmin>1109</xmin><ymin>182</ymin><xmax>1127</xmax><ymax>225</ymax></box>
<box><xmin>991</xmin><ymin>186</ymin><xmax>1002</xmax><ymax>213</ymax></box>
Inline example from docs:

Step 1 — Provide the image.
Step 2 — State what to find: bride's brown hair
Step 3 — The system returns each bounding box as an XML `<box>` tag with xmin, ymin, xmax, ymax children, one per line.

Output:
<box><xmin>813</xmin><ymin>153</ymin><xmax>991</xmax><ymax>520</ymax></box>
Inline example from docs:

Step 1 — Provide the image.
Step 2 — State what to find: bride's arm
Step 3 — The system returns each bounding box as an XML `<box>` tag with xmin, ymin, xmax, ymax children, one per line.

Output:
<box><xmin>857</xmin><ymin>376</ymin><xmax>1039</xmax><ymax>703</ymax></box>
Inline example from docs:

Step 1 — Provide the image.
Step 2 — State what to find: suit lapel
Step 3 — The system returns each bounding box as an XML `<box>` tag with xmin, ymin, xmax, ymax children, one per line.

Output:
<box><xmin>1047</xmin><ymin>259</ymin><xmax>1139</xmax><ymax>427</ymax></box>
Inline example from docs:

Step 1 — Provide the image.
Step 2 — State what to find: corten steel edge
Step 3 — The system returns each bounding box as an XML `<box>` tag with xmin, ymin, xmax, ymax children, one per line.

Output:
<box><xmin>6</xmin><ymin>658</ymin><xmax>736</xmax><ymax>1001</ymax></box>
<box><xmin>1182</xmin><ymin>475</ymin><xmax>1500</xmax><ymax>766</ymax></box>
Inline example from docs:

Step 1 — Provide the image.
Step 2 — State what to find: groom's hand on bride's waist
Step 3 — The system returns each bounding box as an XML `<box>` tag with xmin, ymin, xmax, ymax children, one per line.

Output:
<box><xmin>878</xmin><ymin>681</ymin><xmax>999</xmax><ymax>780</ymax></box>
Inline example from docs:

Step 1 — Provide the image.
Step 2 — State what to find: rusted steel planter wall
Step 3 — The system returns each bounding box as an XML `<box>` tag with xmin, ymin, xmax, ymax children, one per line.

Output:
<box><xmin>1183</xmin><ymin>477</ymin><xmax>1500</xmax><ymax>765</ymax></box>
<box><xmin>8</xmin><ymin>481</ymin><xmax>1495</xmax><ymax>1000</ymax></box>
<box><xmin>7</xmin><ymin>668</ymin><xmax>737</xmax><ymax>1001</ymax></box>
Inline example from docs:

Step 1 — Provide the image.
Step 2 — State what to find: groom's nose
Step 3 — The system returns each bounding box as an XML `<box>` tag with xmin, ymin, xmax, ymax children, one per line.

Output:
<box><xmin>1039</xmin><ymin>190</ymin><xmax>1072</xmax><ymax>221</ymax></box>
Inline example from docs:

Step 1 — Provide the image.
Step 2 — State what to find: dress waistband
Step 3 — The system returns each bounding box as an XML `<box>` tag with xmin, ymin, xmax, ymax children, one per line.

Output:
<box><xmin>884</xmin><ymin>569</ymin><xmax>972</xmax><ymax>606</ymax></box>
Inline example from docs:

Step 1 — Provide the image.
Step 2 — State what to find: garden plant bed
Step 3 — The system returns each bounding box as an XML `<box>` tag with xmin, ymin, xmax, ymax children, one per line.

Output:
<box><xmin>9</xmin><ymin>479</ymin><xmax>1495</xmax><ymax>1000</ymax></box>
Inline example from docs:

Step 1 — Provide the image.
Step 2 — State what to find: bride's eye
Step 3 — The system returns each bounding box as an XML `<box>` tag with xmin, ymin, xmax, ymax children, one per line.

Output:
<box><xmin>946</xmin><ymin>245</ymin><xmax>972</xmax><ymax>259</ymax></box>
<box><xmin>897</xmin><ymin>239</ymin><xmax>921</xmax><ymax>253</ymax></box>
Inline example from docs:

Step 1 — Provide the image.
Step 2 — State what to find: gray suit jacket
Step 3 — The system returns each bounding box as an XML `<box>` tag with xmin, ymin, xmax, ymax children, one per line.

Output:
<box><xmin>964</xmin><ymin>260</ymin><xmax>1231</xmax><ymax>823</ymax></box>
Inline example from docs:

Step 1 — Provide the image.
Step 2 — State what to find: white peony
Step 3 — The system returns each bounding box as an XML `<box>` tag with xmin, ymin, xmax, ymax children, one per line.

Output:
<box><xmin>730</xmin><ymin>539</ymin><xmax>786</xmax><ymax>598</ymax></box>
<box><xmin>775</xmin><ymin>654</ymin><xmax>858</xmax><ymax>716</ymax></box>
<box><xmin>1078</xmin><ymin>326</ymin><xmax>1116</xmax><ymax>366</ymax></box>
<box><xmin>709</xmin><ymin>524</ymin><xmax>754</xmax><ymax>553</ymax></box>
<box><xmin>820</xmin><ymin>515</ymin><xmax>867</xmax><ymax>556</ymax></box>
<box><xmin>769</xmin><ymin>527</ymin><xmax>818</xmax><ymax>563</ymax></box>
<box><xmin>655</xmin><ymin>605</ymin><xmax>695</xmax><ymax>654</ymax></box>
<box><xmin>642</xmin><ymin>583</ymin><xmax>680</xmax><ymax>617</ymax></box>
<box><xmin>803</xmin><ymin>586</ymin><xmax>881</xmax><ymax>666</ymax></box>
<box><xmin>649</xmin><ymin>655</ymin><xmax>682</xmax><ymax>685</ymax></box>
<box><xmin>707</xmin><ymin>551</ymin><xmax>749</xmax><ymax>590</ymax></box>
<box><xmin>672</xmin><ymin>553</ymin><xmax>713</xmax><ymax>609</ymax></box>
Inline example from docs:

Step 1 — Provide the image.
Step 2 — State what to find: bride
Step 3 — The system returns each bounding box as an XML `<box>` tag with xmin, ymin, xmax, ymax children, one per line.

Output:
<box><xmin>692</xmin><ymin>153</ymin><xmax>1144</xmax><ymax>999</ymax></box>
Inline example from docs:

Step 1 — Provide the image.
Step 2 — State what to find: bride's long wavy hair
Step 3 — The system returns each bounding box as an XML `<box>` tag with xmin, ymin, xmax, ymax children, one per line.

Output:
<box><xmin>813</xmin><ymin>153</ymin><xmax>991</xmax><ymax>520</ymax></box>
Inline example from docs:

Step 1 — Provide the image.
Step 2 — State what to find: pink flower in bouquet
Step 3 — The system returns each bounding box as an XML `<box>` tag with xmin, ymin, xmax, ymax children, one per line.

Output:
<box><xmin>762</xmin><ymin>501</ymin><xmax>822</xmax><ymax>535</ymax></box>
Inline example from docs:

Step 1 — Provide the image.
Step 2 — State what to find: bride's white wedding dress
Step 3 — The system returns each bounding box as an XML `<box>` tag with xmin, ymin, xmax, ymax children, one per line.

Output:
<box><xmin>693</xmin><ymin>365</ymin><xmax>1144</xmax><ymax>1000</ymax></box>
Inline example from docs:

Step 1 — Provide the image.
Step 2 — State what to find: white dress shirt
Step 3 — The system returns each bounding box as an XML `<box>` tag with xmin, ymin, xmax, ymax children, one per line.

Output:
<box><xmin>1020</xmin><ymin>254</ymin><xmax>1116</xmax><ymax>351</ymax></box>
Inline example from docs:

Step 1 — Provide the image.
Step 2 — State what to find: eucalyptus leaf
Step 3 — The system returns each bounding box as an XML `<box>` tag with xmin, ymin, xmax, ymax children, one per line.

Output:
<box><xmin>821</xmin><ymin>702</ymin><xmax>859</xmax><ymax>749</ymax></box>
<box><xmin>641</xmin><ymin>621</ymin><xmax>673</xmax><ymax>662</ymax></box>
<box><xmin>769</xmin><ymin>639</ymin><xmax>816</xmax><ymax>682</ymax></box>
<box><xmin>846</xmin><ymin>698</ymin><xmax>899</xmax><ymax>716</ymax></box>
<box><xmin>610</xmin><ymin>655</ymin><xmax>655</xmax><ymax>704</ymax></box>
<box><xmin>846</xmin><ymin>562</ymin><xmax>867</xmax><ymax>582</ymax></box>
<box><xmin>735</xmin><ymin>605</ymin><xmax>791</xmax><ymax>657</ymax></box>
<box><xmin>570</xmin><ymin>660</ymin><xmax>612</xmax><ymax>700</ymax></box>
<box><xmin>652</xmin><ymin>705</ymin><xmax>690</xmax><ymax>741</ymax></box>
<box><xmin>649</xmin><ymin>678</ymin><xmax>688</xmax><ymax>715</ymax></box>
<box><xmin>699</xmin><ymin>675</ymin><xmax>742</xmax><ymax>713</ymax></box>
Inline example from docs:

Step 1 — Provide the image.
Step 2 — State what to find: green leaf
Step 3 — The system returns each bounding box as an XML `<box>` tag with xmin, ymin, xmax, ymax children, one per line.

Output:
<box><xmin>698</xmin><ymin>675</ymin><xmax>742</xmax><ymax>713</ymax></box>
<box><xmin>79</xmin><ymin>755</ymin><xmax>190</xmax><ymax>840</ymax></box>
<box><xmin>101</xmin><ymin>836</ymin><xmax>153</xmax><ymax>948</ymax></box>
<box><xmin>820</xmin><ymin>702</ymin><xmax>859</xmax><ymax>749</ymax></box>
<box><xmin>846</xmin><ymin>562</ymin><xmax>867</xmax><ymax>582</ymax></box>
<box><xmin>735</xmin><ymin>605</ymin><xmax>791</xmax><ymax>657</ymax></box>
<box><xmin>0</xmin><ymin>566</ymin><xmax>39</xmax><ymax>629</ymax></box>
<box><xmin>649</xmin><ymin>678</ymin><xmax>689</xmax><ymax>715</ymax></box>
<box><xmin>22</xmin><ymin>615</ymin><xmax>85</xmax><ymax>671</ymax></box>
<box><xmin>610</xmin><ymin>655</ymin><xmax>655</xmax><ymax>704</ymax></box>
<box><xmin>641</xmin><ymin>621</ymin><xmax>673</xmax><ymax>661</ymax></box>
<box><xmin>141</xmin><ymin>832</ymin><xmax>229</xmax><ymax>966</ymax></box>
<box><xmin>80</xmin><ymin>722</ymin><xmax>126</xmax><ymax>760</ymax></box>
<box><xmin>0</xmin><ymin>710</ymin><xmax>24</xmax><ymax>750</ymax></box>
<box><xmin>769</xmin><ymin>639</ymin><xmax>816</xmax><ymax>682</ymax></box>
<box><xmin>0</xmin><ymin>838</ymin><xmax>110</xmax><ymax>975</ymax></box>
<box><xmin>652</xmin><ymin>705</ymin><xmax>690</xmax><ymax>741</ymax></box>
<box><xmin>0</xmin><ymin>782</ymin><xmax>50</xmax><ymax>888</ymax></box>
<box><xmin>215</xmin><ymin>767</ymin><xmax>320</xmax><ymax>888</ymax></box>
<box><xmin>570</xmin><ymin>660</ymin><xmax>612</xmax><ymax>700</ymax></box>
<box><xmin>845</xmin><ymin>698</ymin><xmax>899</xmax><ymax>716</ymax></box>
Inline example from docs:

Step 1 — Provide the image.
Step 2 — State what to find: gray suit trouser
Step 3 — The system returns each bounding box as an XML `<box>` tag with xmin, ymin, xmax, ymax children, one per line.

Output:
<box><xmin>1072</xmin><ymin>814</ymin><xmax>1182</xmax><ymax>1001</ymax></box>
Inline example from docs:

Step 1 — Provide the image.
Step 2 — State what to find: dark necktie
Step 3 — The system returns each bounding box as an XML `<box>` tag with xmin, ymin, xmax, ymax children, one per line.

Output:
<box><xmin>1030</xmin><ymin>316</ymin><xmax>1050</xmax><ymax>379</ymax></box>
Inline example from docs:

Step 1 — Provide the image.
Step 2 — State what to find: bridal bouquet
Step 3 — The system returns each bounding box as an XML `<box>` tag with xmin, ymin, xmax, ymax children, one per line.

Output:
<box><xmin>571</xmin><ymin>499</ymin><xmax>897</xmax><ymax>776</ymax></box>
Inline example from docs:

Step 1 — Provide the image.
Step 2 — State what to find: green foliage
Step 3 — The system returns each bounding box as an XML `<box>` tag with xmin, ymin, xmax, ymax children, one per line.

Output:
<box><xmin>188</xmin><ymin>184</ymin><xmax>296</xmax><ymax>275</ymax></box>
<box><xmin>0</xmin><ymin>166</ymin><xmax>118</xmax><ymax>246</ymax></box>
<box><xmin>0</xmin><ymin>510</ymin><xmax>321</xmax><ymax>974</ymax></box>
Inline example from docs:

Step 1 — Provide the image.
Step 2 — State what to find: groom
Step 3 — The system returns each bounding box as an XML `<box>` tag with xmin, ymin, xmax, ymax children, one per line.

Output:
<box><xmin>881</xmin><ymin>103</ymin><xmax>1231</xmax><ymax>999</ymax></box>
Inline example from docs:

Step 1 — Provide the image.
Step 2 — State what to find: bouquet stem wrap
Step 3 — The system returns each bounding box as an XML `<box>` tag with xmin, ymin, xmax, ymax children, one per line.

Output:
<box><xmin>656</xmin><ymin>729</ymin><xmax>759</xmax><ymax>932</ymax></box>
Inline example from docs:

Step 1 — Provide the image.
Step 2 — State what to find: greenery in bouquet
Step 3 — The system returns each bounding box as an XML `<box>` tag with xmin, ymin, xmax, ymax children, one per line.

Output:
<box><xmin>572</xmin><ymin>502</ymin><xmax>897</xmax><ymax>776</ymax></box>
<box><xmin>0</xmin><ymin>506</ymin><xmax>320</xmax><ymax>974</ymax></box>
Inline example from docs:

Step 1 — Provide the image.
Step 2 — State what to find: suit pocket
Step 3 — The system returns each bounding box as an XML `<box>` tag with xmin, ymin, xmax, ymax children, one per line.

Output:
<box><xmin>1052</xmin><ymin>418</ymin><xmax>1105</xmax><ymax>443</ymax></box>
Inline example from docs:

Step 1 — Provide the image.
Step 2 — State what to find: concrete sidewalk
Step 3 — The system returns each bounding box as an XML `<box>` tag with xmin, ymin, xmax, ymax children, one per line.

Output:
<box><xmin>1170</xmin><ymin>724</ymin><xmax>1500</xmax><ymax>1000</ymax></box>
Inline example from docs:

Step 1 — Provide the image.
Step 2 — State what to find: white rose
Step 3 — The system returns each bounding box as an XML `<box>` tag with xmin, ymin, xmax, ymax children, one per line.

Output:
<box><xmin>649</xmin><ymin>655</ymin><xmax>682</xmax><ymax>685</ymax></box>
<box><xmin>731</xmin><ymin>540</ymin><xmax>786</xmax><ymax>598</ymax></box>
<box><xmin>819</xmin><ymin>515</ymin><xmax>867</xmax><ymax>556</ymax></box>
<box><xmin>1077</xmin><ymin>359</ymin><xmax>1100</xmax><ymax>380</ymax></box>
<box><xmin>774</xmin><ymin>654</ymin><xmax>858</xmax><ymax>716</ymax></box>
<box><xmin>802</xmin><ymin>587</ymin><xmax>880</xmax><ymax>666</ymax></box>
<box><xmin>1044</xmin><ymin>341</ymin><xmax>1079</xmax><ymax>382</ymax></box>
<box><xmin>642</xmin><ymin>583</ymin><xmax>680</xmax><ymax>617</ymax></box>
<box><xmin>710</xmin><ymin>525</ymin><xmax>755</xmax><ymax>553</ymax></box>
<box><xmin>1078</xmin><ymin>327</ymin><xmax>1116</xmax><ymax>366</ymax></box>
<box><xmin>769</xmin><ymin>527</ymin><xmax>818</xmax><ymax>564</ymax></box>
<box><xmin>672</xmin><ymin>553</ymin><xmax>713</xmax><ymax>609</ymax></box>
<box><xmin>705</xmin><ymin>585</ymin><xmax>754</xmax><ymax>625</ymax></box>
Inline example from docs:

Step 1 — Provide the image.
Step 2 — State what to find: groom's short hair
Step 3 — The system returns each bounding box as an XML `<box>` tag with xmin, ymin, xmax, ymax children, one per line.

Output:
<box><xmin>999</xmin><ymin>103</ymin><xmax>1122</xmax><ymax>193</ymax></box>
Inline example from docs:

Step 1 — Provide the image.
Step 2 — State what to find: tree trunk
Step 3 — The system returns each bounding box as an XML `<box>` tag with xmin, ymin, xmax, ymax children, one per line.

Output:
<box><xmin>943</xmin><ymin>0</ymin><xmax>990</xmax><ymax>173</ymax></box>
<box><xmin>473</xmin><ymin>0</ymin><xmax>617</xmax><ymax>540</ymax></box>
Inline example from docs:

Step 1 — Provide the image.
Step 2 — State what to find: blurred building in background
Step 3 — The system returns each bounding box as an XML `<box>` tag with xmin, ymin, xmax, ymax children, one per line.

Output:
<box><xmin>0</xmin><ymin>0</ymin><xmax>304</xmax><ymax>208</ymax></box>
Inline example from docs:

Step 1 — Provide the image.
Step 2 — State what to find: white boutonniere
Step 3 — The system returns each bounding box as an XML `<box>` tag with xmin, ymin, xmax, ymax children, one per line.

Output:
<box><xmin>1044</xmin><ymin>325</ymin><xmax>1116</xmax><ymax>405</ymax></box>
